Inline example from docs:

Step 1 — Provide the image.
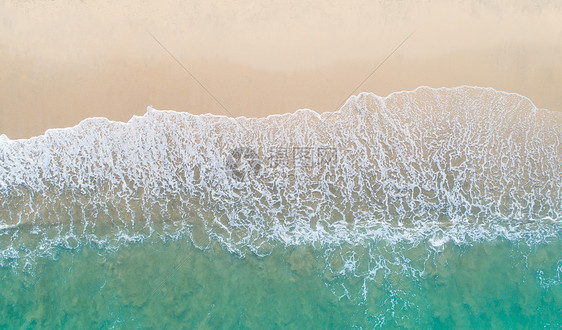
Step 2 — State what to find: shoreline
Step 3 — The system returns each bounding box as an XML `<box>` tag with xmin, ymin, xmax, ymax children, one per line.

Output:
<box><xmin>0</xmin><ymin>85</ymin><xmax>552</xmax><ymax>142</ymax></box>
<box><xmin>2</xmin><ymin>49</ymin><xmax>562</xmax><ymax>140</ymax></box>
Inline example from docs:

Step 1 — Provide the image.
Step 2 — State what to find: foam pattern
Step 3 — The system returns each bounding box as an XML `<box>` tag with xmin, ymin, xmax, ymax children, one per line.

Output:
<box><xmin>0</xmin><ymin>86</ymin><xmax>560</xmax><ymax>266</ymax></box>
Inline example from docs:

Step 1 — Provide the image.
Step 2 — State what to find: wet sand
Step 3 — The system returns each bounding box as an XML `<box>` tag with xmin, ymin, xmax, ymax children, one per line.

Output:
<box><xmin>1</xmin><ymin>0</ymin><xmax>561</xmax><ymax>139</ymax></box>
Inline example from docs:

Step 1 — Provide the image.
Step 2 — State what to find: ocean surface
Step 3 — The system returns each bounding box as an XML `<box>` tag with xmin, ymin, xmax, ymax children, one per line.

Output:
<box><xmin>0</xmin><ymin>86</ymin><xmax>560</xmax><ymax>328</ymax></box>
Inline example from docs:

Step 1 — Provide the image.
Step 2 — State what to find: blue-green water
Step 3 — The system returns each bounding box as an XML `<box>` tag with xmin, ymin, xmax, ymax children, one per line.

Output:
<box><xmin>1</xmin><ymin>237</ymin><xmax>561</xmax><ymax>328</ymax></box>
<box><xmin>1</xmin><ymin>87</ymin><xmax>561</xmax><ymax>327</ymax></box>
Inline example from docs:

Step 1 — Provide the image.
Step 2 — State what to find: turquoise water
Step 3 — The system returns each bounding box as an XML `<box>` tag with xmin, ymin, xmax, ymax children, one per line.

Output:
<box><xmin>1</xmin><ymin>237</ymin><xmax>561</xmax><ymax>328</ymax></box>
<box><xmin>1</xmin><ymin>87</ymin><xmax>561</xmax><ymax>327</ymax></box>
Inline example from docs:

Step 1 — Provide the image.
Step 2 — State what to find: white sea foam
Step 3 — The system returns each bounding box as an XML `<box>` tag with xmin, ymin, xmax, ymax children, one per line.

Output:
<box><xmin>0</xmin><ymin>86</ymin><xmax>560</xmax><ymax>265</ymax></box>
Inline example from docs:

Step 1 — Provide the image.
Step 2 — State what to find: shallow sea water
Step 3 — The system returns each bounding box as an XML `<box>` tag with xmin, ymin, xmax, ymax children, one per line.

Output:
<box><xmin>0</xmin><ymin>236</ymin><xmax>560</xmax><ymax>328</ymax></box>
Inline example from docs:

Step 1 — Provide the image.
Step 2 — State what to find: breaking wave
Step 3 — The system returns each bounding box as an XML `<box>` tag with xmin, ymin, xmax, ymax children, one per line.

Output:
<box><xmin>0</xmin><ymin>86</ymin><xmax>561</xmax><ymax>267</ymax></box>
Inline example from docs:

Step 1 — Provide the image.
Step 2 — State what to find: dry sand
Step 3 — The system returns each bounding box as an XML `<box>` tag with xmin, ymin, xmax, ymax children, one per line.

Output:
<box><xmin>1</xmin><ymin>0</ymin><xmax>561</xmax><ymax>139</ymax></box>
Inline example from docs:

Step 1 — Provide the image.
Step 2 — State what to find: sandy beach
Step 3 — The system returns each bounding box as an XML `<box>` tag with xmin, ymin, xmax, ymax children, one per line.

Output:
<box><xmin>1</xmin><ymin>0</ymin><xmax>561</xmax><ymax>139</ymax></box>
